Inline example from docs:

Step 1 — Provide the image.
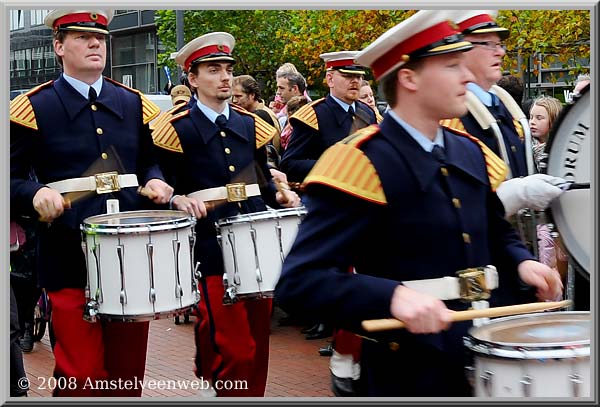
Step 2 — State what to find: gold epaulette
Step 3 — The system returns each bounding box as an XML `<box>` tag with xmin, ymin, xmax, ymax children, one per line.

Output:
<box><xmin>439</xmin><ymin>118</ymin><xmax>467</xmax><ymax>133</ymax></box>
<box><xmin>104</xmin><ymin>77</ymin><xmax>160</xmax><ymax>124</ymax></box>
<box><xmin>375</xmin><ymin>110</ymin><xmax>384</xmax><ymax>124</ymax></box>
<box><xmin>513</xmin><ymin>119</ymin><xmax>524</xmax><ymax>140</ymax></box>
<box><xmin>151</xmin><ymin>110</ymin><xmax>189</xmax><ymax>153</ymax></box>
<box><xmin>230</xmin><ymin>104</ymin><xmax>277</xmax><ymax>149</ymax></box>
<box><xmin>442</xmin><ymin>125</ymin><xmax>508</xmax><ymax>191</ymax></box>
<box><xmin>289</xmin><ymin>98</ymin><xmax>325</xmax><ymax>131</ymax></box>
<box><xmin>9</xmin><ymin>81</ymin><xmax>53</xmax><ymax>130</ymax></box>
<box><xmin>304</xmin><ymin>125</ymin><xmax>386</xmax><ymax>204</ymax></box>
<box><xmin>149</xmin><ymin>104</ymin><xmax>185</xmax><ymax>131</ymax></box>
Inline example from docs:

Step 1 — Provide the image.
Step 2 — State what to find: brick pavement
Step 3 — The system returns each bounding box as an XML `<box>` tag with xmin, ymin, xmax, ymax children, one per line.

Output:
<box><xmin>22</xmin><ymin>305</ymin><xmax>334</xmax><ymax>398</ymax></box>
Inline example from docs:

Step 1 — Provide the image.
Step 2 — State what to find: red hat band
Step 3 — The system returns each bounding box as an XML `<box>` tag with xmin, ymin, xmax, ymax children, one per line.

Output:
<box><xmin>371</xmin><ymin>20</ymin><xmax>459</xmax><ymax>80</ymax></box>
<box><xmin>185</xmin><ymin>45</ymin><xmax>232</xmax><ymax>71</ymax></box>
<box><xmin>326</xmin><ymin>59</ymin><xmax>357</xmax><ymax>69</ymax></box>
<box><xmin>457</xmin><ymin>14</ymin><xmax>494</xmax><ymax>33</ymax></box>
<box><xmin>53</xmin><ymin>12</ymin><xmax>108</xmax><ymax>29</ymax></box>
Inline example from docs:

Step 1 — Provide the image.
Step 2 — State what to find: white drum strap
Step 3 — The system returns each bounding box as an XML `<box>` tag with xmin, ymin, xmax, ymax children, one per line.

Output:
<box><xmin>465</xmin><ymin>91</ymin><xmax>513</xmax><ymax>179</ymax></box>
<box><xmin>471</xmin><ymin>300</ymin><xmax>490</xmax><ymax>326</ymax></box>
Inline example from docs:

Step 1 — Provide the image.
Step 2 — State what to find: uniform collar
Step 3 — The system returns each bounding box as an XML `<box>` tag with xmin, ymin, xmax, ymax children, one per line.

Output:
<box><xmin>194</xmin><ymin>98</ymin><xmax>230</xmax><ymax>123</ymax></box>
<box><xmin>325</xmin><ymin>94</ymin><xmax>353</xmax><ymax>126</ymax></box>
<box><xmin>467</xmin><ymin>82</ymin><xmax>494</xmax><ymax>107</ymax></box>
<box><xmin>189</xmin><ymin>104</ymin><xmax>249</xmax><ymax>145</ymax></box>
<box><xmin>379</xmin><ymin>115</ymin><xmax>488</xmax><ymax>191</ymax></box>
<box><xmin>55</xmin><ymin>75</ymin><xmax>124</xmax><ymax>121</ymax></box>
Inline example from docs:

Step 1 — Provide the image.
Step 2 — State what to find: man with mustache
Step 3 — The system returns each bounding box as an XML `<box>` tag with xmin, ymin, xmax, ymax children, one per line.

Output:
<box><xmin>151</xmin><ymin>32</ymin><xmax>300</xmax><ymax>397</ymax></box>
<box><xmin>280</xmin><ymin>51</ymin><xmax>379</xmax><ymax>184</ymax></box>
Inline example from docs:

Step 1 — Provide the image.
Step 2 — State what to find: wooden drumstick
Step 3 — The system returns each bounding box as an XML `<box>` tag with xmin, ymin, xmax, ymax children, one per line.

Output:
<box><xmin>137</xmin><ymin>186</ymin><xmax>159</xmax><ymax>199</ymax></box>
<box><xmin>361</xmin><ymin>300</ymin><xmax>572</xmax><ymax>332</ymax></box>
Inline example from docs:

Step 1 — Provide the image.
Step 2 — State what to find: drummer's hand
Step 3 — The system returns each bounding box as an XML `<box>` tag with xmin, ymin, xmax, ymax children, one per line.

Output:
<box><xmin>390</xmin><ymin>285</ymin><xmax>452</xmax><ymax>334</ymax></box>
<box><xmin>276</xmin><ymin>189</ymin><xmax>301</xmax><ymax>208</ymax></box>
<box><xmin>144</xmin><ymin>178</ymin><xmax>174</xmax><ymax>205</ymax></box>
<box><xmin>33</xmin><ymin>187</ymin><xmax>69</xmax><ymax>222</ymax></box>
<box><xmin>171</xmin><ymin>195</ymin><xmax>207</xmax><ymax>219</ymax></box>
<box><xmin>270</xmin><ymin>168</ymin><xmax>288</xmax><ymax>184</ymax></box>
<box><xmin>518</xmin><ymin>259</ymin><xmax>564</xmax><ymax>301</ymax></box>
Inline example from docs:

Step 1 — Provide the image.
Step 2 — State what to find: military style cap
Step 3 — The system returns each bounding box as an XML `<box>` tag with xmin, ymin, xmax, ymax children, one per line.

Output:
<box><xmin>175</xmin><ymin>32</ymin><xmax>236</xmax><ymax>72</ymax></box>
<box><xmin>170</xmin><ymin>85</ymin><xmax>192</xmax><ymax>105</ymax></box>
<box><xmin>319</xmin><ymin>51</ymin><xmax>366</xmax><ymax>75</ymax></box>
<box><xmin>450</xmin><ymin>10</ymin><xmax>510</xmax><ymax>40</ymax></box>
<box><xmin>44</xmin><ymin>9</ymin><xmax>113</xmax><ymax>35</ymax></box>
<box><xmin>355</xmin><ymin>10</ymin><xmax>473</xmax><ymax>80</ymax></box>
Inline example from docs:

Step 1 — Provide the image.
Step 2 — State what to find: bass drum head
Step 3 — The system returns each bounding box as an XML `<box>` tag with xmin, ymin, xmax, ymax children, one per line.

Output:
<box><xmin>543</xmin><ymin>84</ymin><xmax>591</xmax><ymax>273</ymax></box>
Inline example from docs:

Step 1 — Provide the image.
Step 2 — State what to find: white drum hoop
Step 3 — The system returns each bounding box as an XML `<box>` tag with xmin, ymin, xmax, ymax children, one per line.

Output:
<box><xmin>82</xmin><ymin>210</ymin><xmax>195</xmax><ymax>235</ymax></box>
<box><xmin>542</xmin><ymin>84</ymin><xmax>591</xmax><ymax>273</ymax></box>
<box><xmin>217</xmin><ymin>207</ymin><xmax>307</xmax><ymax>227</ymax></box>
<box><xmin>464</xmin><ymin>311</ymin><xmax>590</xmax><ymax>360</ymax></box>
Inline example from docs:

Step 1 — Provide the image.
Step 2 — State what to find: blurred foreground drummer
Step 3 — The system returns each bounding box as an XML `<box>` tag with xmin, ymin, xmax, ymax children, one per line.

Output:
<box><xmin>151</xmin><ymin>32</ymin><xmax>300</xmax><ymax>396</ymax></box>
<box><xmin>10</xmin><ymin>9</ymin><xmax>173</xmax><ymax>396</ymax></box>
<box><xmin>275</xmin><ymin>10</ymin><xmax>562</xmax><ymax>396</ymax></box>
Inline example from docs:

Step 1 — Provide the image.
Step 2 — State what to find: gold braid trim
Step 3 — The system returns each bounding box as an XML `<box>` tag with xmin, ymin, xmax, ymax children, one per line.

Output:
<box><xmin>9</xmin><ymin>81</ymin><xmax>53</xmax><ymax>130</ymax></box>
<box><xmin>151</xmin><ymin>110</ymin><xmax>189</xmax><ymax>153</ymax></box>
<box><xmin>230</xmin><ymin>104</ymin><xmax>277</xmax><ymax>149</ymax></box>
<box><xmin>289</xmin><ymin>98</ymin><xmax>325</xmax><ymax>131</ymax></box>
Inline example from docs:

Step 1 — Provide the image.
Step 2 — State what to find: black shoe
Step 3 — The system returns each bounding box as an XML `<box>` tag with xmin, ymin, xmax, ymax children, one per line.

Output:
<box><xmin>305</xmin><ymin>324</ymin><xmax>332</xmax><ymax>340</ymax></box>
<box><xmin>331</xmin><ymin>373</ymin><xmax>358</xmax><ymax>397</ymax></box>
<box><xmin>20</xmin><ymin>324</ymin><xmax>34</xmax><ymax>353</ymax></box>
<box><xmin>301</xmin><ymin>323</ymin><xmax>320</xmax><ymax>335</ymax></box>
<box><xmin>319</xmin><ymin>344</ymin><xmax>333</xmax><ymax>356</ymax></box>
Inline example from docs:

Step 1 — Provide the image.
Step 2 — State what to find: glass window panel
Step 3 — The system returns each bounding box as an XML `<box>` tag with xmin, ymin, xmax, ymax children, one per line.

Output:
<box><xmin>31</xmin><ymin>10</ymin><xmax>50</xmax><ymax>26</ymax></box>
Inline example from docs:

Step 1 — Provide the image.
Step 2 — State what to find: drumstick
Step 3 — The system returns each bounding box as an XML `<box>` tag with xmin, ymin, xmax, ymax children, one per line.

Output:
<box><xmin>361</xmin><ymin>300</ymin><xmax>572</xmax><ymax>332</ymax></box>
<box><xmin>137</xmin><ymin>186</ymin><xmax>159</xmax><ymax>199</ymax></box>
<box><xmin>561</xmin><ymin>182</ymin><xmax>590</xmax><ymax>191</ymax></box>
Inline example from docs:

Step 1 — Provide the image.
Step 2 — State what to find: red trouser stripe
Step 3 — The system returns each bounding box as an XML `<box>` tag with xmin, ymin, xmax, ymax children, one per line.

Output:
<box><xmin>194</xmin><ymin>276</ymin><xmax>272</xmax><ymax>396</ymax></box>
<box><xmin>48</xmin><ymin>288</ymin><xmax>149</xmax><ymax>397</ymax></box>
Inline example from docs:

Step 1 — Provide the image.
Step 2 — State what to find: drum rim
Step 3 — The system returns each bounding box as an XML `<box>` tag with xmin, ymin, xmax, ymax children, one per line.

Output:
<box><xmin>465</xmin><ymin>311</ymin><xmax>590</xmax><ymax>357</ymax></box>
<box><xmin>91</xmin><ymin>304</ymin><xmax>195</xmax><ymax>322</ymax></box>
<box><xmin>541</xmin><ymin>83</ymin><xmax>590</xmax><ymax>273</ymax></box>
<box><xmin>81</xmin><ymin>210</ymin><xmax>196</xmax><ymax>233</ymax></box>
<box><xmin>217</xmin><ymin>206</ymin><xmax>307</xmax><ymax>226</ymax></box>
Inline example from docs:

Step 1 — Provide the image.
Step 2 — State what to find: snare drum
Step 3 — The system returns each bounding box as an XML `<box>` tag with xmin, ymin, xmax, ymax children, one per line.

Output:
<box><xmin>542</xmin><ymin>84</ymin><xmax>591</xmax><ymax>273</ymax></box>
<box><xmin>81</xmin><ymin>210</ymin><xmax>199</xmax><ymax>321</ymax></box>
<box><xmin>464</xmin><ymin>311</ymin><xmax>590</xmax><ymax>397</ymax></box>
<box><xmin>217</xmin><ymin>207</ymin><xmax>307</xmax><ymax>303</ymax></box>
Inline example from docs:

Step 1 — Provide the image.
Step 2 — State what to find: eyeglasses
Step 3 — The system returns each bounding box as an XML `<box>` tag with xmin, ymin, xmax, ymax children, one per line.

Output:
<box><xmin>470</xmin><ymin>41</ymin><xmax>507</xmax><ymax>51</ymax></box>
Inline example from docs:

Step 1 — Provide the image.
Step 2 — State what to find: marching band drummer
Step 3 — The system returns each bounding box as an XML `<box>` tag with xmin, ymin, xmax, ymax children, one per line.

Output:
<box><xmin>151</xmin><ymin>32</ymin><xmax>300</xmax><ymax>397</ymax></box>
<box><xmin>9</xmin><ymin>9</ymin><xmax>173</xmax><ymax>396</ymax></box>
<box><xmin>275</xmin><ymin>10</ymin><xmax>563</xmax><ymax>397</ymax></box>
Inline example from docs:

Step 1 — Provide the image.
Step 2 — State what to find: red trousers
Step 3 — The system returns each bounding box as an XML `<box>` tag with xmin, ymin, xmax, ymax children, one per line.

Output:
<box><xmin>48</xmin><ymin>288</ymin><xmax>149</xmax><ymax>397</ymax></box>
<box><xmin>333</xmin><ymin>329</ymin><xmax>362</xmax><ymax>362</ymax></box>
<box><xmin>194</xmin><ymin>276</ymin><xmax>272</xmax><ymax>397</ymax></box>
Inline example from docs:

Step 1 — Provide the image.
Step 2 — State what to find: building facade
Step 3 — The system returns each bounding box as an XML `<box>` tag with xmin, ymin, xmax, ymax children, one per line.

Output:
<box><xmin>9</xmin><ymin>9</ymin><xmax>169</xmax><ymax>96</ymax></box>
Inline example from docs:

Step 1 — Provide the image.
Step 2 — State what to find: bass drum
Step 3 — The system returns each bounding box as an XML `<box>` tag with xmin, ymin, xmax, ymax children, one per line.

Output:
<box><xmin>542</xmin><ymin>83</ymin><xmax>591</xmax><ymax>274</ymax></box>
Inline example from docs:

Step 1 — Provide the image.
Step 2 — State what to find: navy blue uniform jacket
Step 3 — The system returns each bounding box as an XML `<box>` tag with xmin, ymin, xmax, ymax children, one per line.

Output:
<box><xmin>10</xmin><ymin>75</ymin><xmax>165</xmax><ymax>290</ymax></box>
<box><xmin>153</xmin><ymin>104</ymin><xmax>281</xmax><ymax>279</ymax></box>
<box><xmin>280</xmin><ymin>95</ymin><xmax>377</xmax><ymax>182</ymax></box>
<box><xmin>275</xmin><ymin>114</ymin><xmax>534</xmax><ymax>395</ymax></box>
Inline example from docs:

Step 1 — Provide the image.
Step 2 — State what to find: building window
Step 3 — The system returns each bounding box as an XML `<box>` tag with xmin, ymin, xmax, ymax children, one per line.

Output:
<box><xmin>115</xmin><ymin>10</ymin><xmax>136</xmax><ymax>15</ymax></box>
<box><xmin>44</xmin><ymin>45</ymin><xmax>57</xmax><ymax>71</ymax></box>
<box><xmin>111</xmin><ymin>31</ymin><xmax>157</xmax><ymax>93</ymax></box>
<box><xmin>31</xmin><ymin>9</ymin><xmax>50</xmax><ymax>26</ymax></box>
<box><xmin>10</xmin><ymin>10</ymin><xmax>24</xmax><ymax>30</ymax></box>
<box><xmin>14</xmin><ymin>49</ymin><xmax>31</xmax><ymax>77</ymax></box>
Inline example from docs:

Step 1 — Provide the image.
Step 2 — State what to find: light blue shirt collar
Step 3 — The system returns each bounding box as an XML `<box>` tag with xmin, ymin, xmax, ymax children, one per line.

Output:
<box><xmin>388</xmin><ymin>110</ymin><xmax>444</xmax><ymax>152</ymax></box>
<box><xmin>62</xmin><ymin>73</ymin><xmax>103</xmax><ymax>100</ymax></box>
<box><xmin>330</xmin><ymin>94</ymin><xmax>356</xmax><ymax>113</ymax></box>
<box><xmin>195</xmin><ymin>99</ymin><xmax>230</xmax><ymax>123</ymax></box>
<box><xmin>467</xmin><ymin>82</ymin><xmax>494</xmax><ymax>107</ymax></box>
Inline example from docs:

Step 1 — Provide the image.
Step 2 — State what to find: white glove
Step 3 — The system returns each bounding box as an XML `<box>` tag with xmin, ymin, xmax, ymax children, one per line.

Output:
<box><xmin>496</xmin><ymin>174</ymin><xmax>565</xmax><ymax>217</ymax></box>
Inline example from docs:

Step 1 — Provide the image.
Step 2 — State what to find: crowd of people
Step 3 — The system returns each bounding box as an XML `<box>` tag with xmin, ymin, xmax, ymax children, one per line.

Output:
<box><xmin>9</xmin><ymin>8</ymin><xmax>588</xmax><ymax>399</ymax></box>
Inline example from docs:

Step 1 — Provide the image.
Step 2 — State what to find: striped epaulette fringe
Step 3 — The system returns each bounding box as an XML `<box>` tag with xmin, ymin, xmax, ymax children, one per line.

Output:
<box><xmin>304</xmin><ymin>125</ymin><xmax>386</xmax><ymax>204</ymax></box>
<box><xmin>289</xmin><ymin>98</ymin><xmax>325</xmax><ymax>131</ymax></box>
<box><xmin>9</xmin><ymin>81</ymin><xmax>53</xmax><ymax>130</ymax></box>
<box><xmin>151</xmin><ymin>110</ymin><xmax>189</xmax><ymax>153</ymax></box>
<box><xmin>443</xmin><ymin>125</ymin><xmax>508</xmax><ymax>191</ymax></box>
<box><xmin>231</xmin><ymin>104</ymin><xmax>276</xmax><ymax>149</ymax></box>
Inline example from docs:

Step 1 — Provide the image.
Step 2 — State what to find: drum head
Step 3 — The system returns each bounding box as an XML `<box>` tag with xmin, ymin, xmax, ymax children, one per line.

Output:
<box><xmin>82</xmin><ymin>210</ymin><xmax>194</xmax><ymax>234</ymax></box>
<box><xmin>543</xmin><ymin>84</ymin><xmax>591</xmax><ymax>272</ymax></box>
<box><xmin>469</xmin><ymin>311</ymin><xmax>590</xmax><ymax>348</ymax></box>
